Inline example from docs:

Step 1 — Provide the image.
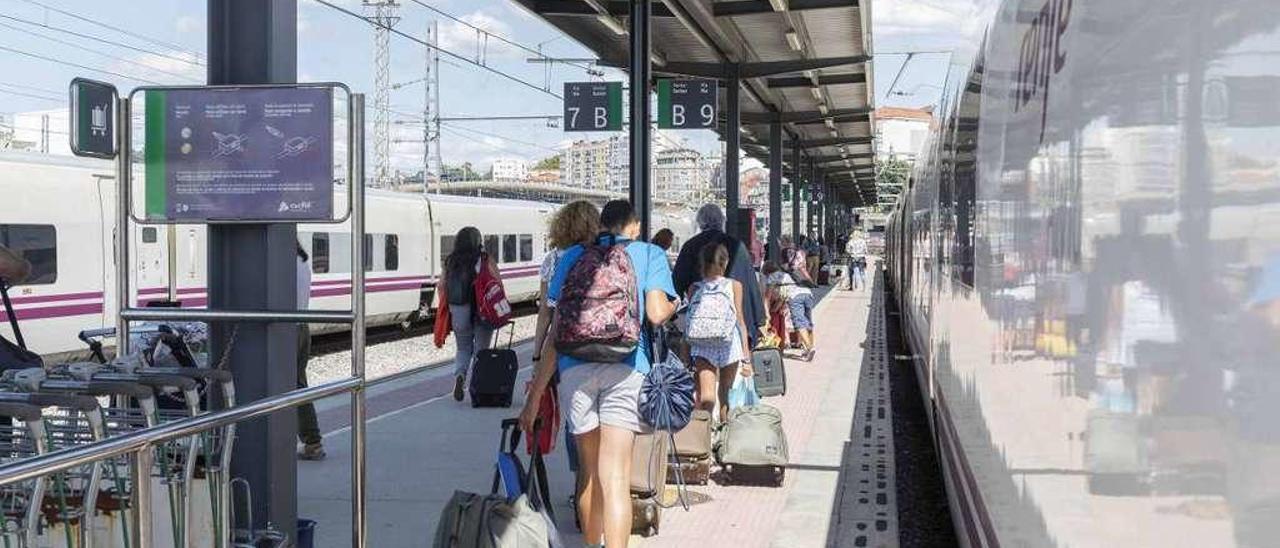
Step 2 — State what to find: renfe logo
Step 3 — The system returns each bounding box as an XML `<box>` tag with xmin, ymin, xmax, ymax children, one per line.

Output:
<box><xmin>1015</xmin><ymin>0</ymin><xmax>1072</xmax><ymax>142</ymax></box>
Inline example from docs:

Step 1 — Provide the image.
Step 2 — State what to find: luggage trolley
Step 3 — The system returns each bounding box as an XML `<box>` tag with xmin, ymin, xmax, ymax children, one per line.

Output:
<box><xmin>0</xmin><ymin>399</ymin><xmax>53</xmax><ymax>548</ymax></box>
<box><xmin>76</xmin><ymin>327</ymin><xmax>239</xmax><ymax>548</ymax></box>
<box><xmin>0</xmin><ymin>388</ymin><xmax>127</xmax><ymax>548</ymax></box>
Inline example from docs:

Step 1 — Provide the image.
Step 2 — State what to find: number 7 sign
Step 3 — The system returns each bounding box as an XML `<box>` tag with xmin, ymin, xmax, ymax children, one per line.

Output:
<box><xmin>563</xmin><ymin>82</ymin><xmax>623</xmax><ymax>132</ymax></box>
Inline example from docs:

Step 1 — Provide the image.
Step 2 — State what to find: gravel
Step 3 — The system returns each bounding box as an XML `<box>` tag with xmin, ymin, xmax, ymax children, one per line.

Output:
<box><xmin>307</xmin><ymin>313</ymin><xmax>540</xmax><ymax>385</ymax></box>
<box><xmin>885</xmin><ymin>286</ymin><xmax>959</xmax><ymax>548</ymax></box>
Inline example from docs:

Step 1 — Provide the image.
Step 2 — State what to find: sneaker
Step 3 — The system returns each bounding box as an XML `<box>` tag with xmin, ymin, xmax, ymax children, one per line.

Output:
<box><xmin>804</xmin><ymin>349</ymin><xmax>817</xmax><ymax>362</ymax></box>
<box><xmin>453</xmin><ymin>375</ymin><xmax>466</xmax><ymax>402</ymax></box>
<box><xmin>298</xmin><ymin>443</ymin><xmax>326</xmax><ymax>461</ymax></box>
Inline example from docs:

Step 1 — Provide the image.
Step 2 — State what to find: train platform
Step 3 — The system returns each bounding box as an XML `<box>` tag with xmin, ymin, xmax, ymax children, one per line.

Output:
<box><xmin>297</xmin><ymin>277</ymin><xmax>898</xmax><ymax>548</ymax></box>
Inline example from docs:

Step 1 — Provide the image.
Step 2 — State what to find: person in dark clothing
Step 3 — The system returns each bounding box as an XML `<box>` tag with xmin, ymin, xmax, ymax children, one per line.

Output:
<box><xmin>295</xmin><ymin>242</ymin><xmax>324</xmax><ymax>460</ymax></box>
<box><xmin>437</xmin><ymin>226</ymin><xmax>498</xmax><ymax>401</ymax></box>
<box><xmin>673</xmin><ymin>204</ymin><xmax>767</xmax><ymax>346</ymax></box>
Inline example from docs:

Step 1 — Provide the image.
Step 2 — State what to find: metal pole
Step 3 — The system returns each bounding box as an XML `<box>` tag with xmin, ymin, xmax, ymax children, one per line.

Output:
<box><xmin>131</xmin><ymin>447</ymin><xmax>153</xmax><ymax>548</ymax></box>
<box><xmin>790</xmin><ymin>143</ymin><xmax>800</xmax><ymax>243</ymax></box>
<box><xmin>725</xmin><ymin>68</ymin><xmax>741</xmax><ymax>240</ymax></box>
<box><xmin>422</xmin><ymin>23</ymin><xmax>431</xmax><ymax>196</ymax></box>
<box><xmin>350</xmin><ymin>93</ymin><xmax>368</xmax><ymax>548</ymax></box>
<box><xmin>767</xmin><ymin>121</ymin><xmax>782</xmax><ymax>263</ymax></box>
<box><xmin>628</xmin><ymin>0</ymin><xmax>653</xmax><ymax>238</ymax></box>
<box><xmin>115</xmin><ymin>96</ymin><xmax>131</xmax><ymax>356</ymax></box>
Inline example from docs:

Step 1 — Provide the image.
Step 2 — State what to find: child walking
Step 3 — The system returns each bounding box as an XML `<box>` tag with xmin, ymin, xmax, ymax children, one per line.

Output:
<box><xmin>764</xmin><ymin>261</ymin><xmax>817</xmax><ymax>361</ymax></box>
<box><xmin>686</xmin><ymin>242</ymin><xmax>753</xmax><ymax>421</ymax></box>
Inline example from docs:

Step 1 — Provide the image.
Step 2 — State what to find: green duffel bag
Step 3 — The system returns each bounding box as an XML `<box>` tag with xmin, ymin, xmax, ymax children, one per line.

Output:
<box><xmin>433</xmin><ymin>490</ymin><xmax>561</xmax><ymax>548</ymax></box>
<box><xmin>716</xmin><ymin>404</ymin><xmax>789</xmax><ymax>467</ymax></box>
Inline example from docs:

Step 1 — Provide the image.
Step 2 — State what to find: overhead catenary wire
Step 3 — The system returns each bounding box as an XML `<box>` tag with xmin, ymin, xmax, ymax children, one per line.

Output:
<box><xmin>0</xmin><ymin>43</ymin><xmax>163</xmax><ymax>85</ymax></box>
<box><xmin>15</xmin><ymin>0</ymin><xmax>205</xmax><ymax>62</ymax></box>
<box><xmin>0</xmin><ymin>12</ymin><xmax>205</xmax><ymax>68</ymax></box>
<box><xmin>440</xmin><ymin>122</ymin><xmax>559</xmax><ymax>153</ymax></box>
<box><xmin>0</xmin><ymin>86</ymin><xmax>61</xmax><ymax>103</ymax></box>
<box><xmin>0</xmin><ymin>20</ymin><xmax>202</xmax><ymax>83</ymax></box>
<box><xmin>403</xmin><ymin>0</ymin><xmax>597</xmax><ymax>75</ymax></box>
<box><xmin>308</xmin><ymin>0</ymin><xmax>563</xmax><ymax>100</ymax></box>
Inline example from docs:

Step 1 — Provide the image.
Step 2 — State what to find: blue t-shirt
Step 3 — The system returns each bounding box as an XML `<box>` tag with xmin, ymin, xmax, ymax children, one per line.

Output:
<box><xmin>547</xmin><ymin>235</ymin><xmax>677</xmax><ymax>374</ymax></box>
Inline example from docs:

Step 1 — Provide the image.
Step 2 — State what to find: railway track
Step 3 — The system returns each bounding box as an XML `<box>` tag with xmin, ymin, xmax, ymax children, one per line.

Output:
<box><xmin>309</xmin><ymin>301</ymin><xmax>539</xmax><ymax>357</ymax></box>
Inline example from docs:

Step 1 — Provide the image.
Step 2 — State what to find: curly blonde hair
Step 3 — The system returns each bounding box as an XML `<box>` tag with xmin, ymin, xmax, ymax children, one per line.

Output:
<box><xmin>548</xmin><ymin>200</ymin><xmax>601</xmax><ymax>250</ymax></box>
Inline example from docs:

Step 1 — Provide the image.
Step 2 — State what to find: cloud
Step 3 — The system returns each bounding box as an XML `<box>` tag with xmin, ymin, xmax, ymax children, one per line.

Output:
<box><xmin>875</xmin><ymin>0</ymin><xmax>993</xmax><ymax>45</ymax></box>
<box><xmin>436</xmin><ymin>11</ymin><xmax>523</xmax><ymax>60</ymax></box>
<box><xmin>109</xmin><ymin>50</ymin><xmax>205</xmax><ymax>85</ymax></box>
<box><xmin>175</xmin><ymin>15</ymin><xmax>203</xmax><ymax>34</ymax></box>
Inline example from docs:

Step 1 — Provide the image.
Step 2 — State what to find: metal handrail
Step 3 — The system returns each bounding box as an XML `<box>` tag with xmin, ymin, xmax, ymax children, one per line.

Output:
<box><xmin>0</xmin><ymin>378</ymin><xmax>360</xmax><ymax>487</ymax></box>
<box><xmin>120</xmin><ymin>308</ymin><xmax>356</xmax><ymax>324</ymax></box>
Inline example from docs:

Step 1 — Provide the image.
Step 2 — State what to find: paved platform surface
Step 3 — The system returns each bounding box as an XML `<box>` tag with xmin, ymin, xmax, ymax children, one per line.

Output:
<box><xmin>298</xmin><ymin>279</ymin><xmax>895</xmax><ymax>548</ymax></box>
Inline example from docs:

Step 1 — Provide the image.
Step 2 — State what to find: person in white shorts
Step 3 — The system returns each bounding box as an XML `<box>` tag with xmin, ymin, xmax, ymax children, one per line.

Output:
<box><xmin>520</xmin><ymin>200</ymin><xmax>677</xmax><ymax>548</ymax></box>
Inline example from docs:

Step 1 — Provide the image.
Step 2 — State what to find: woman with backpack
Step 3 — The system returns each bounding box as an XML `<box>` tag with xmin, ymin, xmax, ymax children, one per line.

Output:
<box><xmin>764</xmin><ymin>261</ymin><xmax>817</xmax><ymax>361</ymax></box>
<box><xmin>519</xmin><ymin>200</ymin><xmax>678</xmax><ymax>548</ymax></box>
<box><xmin>437</xmin><ymin>226</ymin><xmax>500</xmax><ymax>402</ymax></box>
<box><xmin>685</xmin><ymin>242</ymin><xmax>753</xmax><ymax>422</ymax></box>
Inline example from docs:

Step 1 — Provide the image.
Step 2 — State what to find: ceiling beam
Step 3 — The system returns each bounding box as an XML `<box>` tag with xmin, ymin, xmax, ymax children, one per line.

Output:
<box><xmin>713</xmin><ymin>0</ymin><xmax>859</xmax><ymax>17</ymax></box>
<box><xmin>740</xmin><ymin>106</ymin><xmax>872</xmax><ymax>124</ymax></box>
<box><xmin>766</xmin><ymin>72</ymin><xmax>866</xmax><ymax>88</ymax></box>
<box><xmin>740</xmin><ymin>55</ymin><xmax>871</xmax><ymax>78</ymax></box>
<box><xmin>792</xmin><ymin>112</ymin><xmax>871</xmax><ymax>126</ymax></box>
<box><xmin>530</xmin><ymin>0</ymin><xmax>675</xmax><ymax>17</ymax></box>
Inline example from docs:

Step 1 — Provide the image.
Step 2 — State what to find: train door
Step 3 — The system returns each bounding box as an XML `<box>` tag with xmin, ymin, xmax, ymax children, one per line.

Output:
<box><xmin>134</xmin><ymin>225</ymin><xmax>169</xmax><ymax>306</ymax></box>
<box><xmin>97</xmin><ymin>177</ymin><xmax>117</xmax><ymax>329</ymax></box>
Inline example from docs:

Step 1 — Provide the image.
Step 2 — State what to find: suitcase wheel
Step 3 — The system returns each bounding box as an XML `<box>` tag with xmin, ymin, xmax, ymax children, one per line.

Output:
<box><xmin>774</xmin><ymin>467</ymin><xmax>785</xmax><ymax>485</ymax></box>
<box><xmin>643</xmin><ymin>525</ymin><xmax>658</xmax><ymax>538</ymax></box>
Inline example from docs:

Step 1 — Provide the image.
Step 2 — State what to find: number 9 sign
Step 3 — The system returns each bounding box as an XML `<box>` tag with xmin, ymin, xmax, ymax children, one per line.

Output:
<box><xmin>658</xmin><ymin>79</ymin><xmax>717</xmax><ymax>130</ymax></box>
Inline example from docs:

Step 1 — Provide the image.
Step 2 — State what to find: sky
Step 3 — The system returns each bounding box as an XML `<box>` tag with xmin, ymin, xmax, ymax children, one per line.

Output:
<box><xmin>0</xmin><ymin>0</ymin><xmax>994</xmax><ymax>172</ymax></box>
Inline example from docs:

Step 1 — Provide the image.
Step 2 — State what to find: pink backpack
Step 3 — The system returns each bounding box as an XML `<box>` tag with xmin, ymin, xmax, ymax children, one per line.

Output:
<box><xmin>473</xmin><ymin>253</ymin><xmax>512</xmax><ymax>328</ymax></box>
<box><xmin>554</xmin><ymin>240</ymin><xmax>639</xmax><ymax>362</ymax></box>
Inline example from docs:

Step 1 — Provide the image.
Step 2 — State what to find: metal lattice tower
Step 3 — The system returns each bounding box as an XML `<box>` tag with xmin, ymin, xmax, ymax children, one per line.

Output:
<box><xmin>423</xmin><ymin>20</ymin><xmax>440</xmax><ymax>192</ymax></box>
<box><xmin>365</xmin><ymin>0</ymin><xmax>399</xmax><ymax>188</ymax></box>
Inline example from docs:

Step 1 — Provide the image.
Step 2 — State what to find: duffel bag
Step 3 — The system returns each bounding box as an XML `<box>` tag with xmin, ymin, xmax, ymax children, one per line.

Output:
<box><xmin>717</xmin><ymin>404</ymin><xmax>789</xmax><ymax>467</ymax></box>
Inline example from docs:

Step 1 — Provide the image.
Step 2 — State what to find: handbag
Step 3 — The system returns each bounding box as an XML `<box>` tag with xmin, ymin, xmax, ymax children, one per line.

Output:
<box><xmin>432</xmin><ymin>283</ymin><xmax>452</xmax><ymax>349</ymax></box>
<box><xmin>639</xmin><ymin>324</ymin><xmax>695</xmax><ymax>432</ymax></box>
<box><xmin>727</xmin><ymin>374</ymin><xmax>759</xmax><ymax>411</ymax></box>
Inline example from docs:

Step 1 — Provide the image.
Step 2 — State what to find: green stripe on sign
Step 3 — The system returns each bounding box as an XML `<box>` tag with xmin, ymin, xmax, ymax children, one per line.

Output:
<box><xmin>144</xmin><ymin>90</ymin><xmax>166</xmax><ymax>219</ymax></box>
<box><xmin>607</xmin><ymin>82</ymin><xmax>623</xmax><ymax>131</ymax></box>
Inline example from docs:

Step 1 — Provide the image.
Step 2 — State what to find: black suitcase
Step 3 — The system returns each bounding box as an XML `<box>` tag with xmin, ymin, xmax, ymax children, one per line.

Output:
<box><xmin>752</xmin><ymin>347</ymin><xmax>787</xmax><ymax>397</ymax></box>
<box><xmin>469</xmin><ymin>326</ymin><xmax>518</xmax><ymax>407</ymax></box>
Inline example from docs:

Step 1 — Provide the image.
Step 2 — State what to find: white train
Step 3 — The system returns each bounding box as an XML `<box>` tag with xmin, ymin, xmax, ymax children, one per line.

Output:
<box><xmin>0</xmin><ymin>151</ymin><xmax>696</xmax><ymax>359</ymax></box>
<box><xmin>886</xmin><ymin>1</ymin><xmax>1280</xmax><ymax>546</ymax></box>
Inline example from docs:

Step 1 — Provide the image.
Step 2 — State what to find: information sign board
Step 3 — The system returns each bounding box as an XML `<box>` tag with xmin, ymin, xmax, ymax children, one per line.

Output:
<box><xmin>563</xmin><ymin>82</ymin><xmax>622</xmax><ymax>131</ymax></box>
<box><xmin>141</xmin><ymin>86</ymin><xmax>335</xmax><ymax>222</ymax></box>
<box><xmin>69</xmin><ymin>78</ymin><xmax>118</xmax><ymax>159</ymax></box>
<box><xmin>657</xmin><ymin>79</ymin><xmax>716</xmax><ymax>129</ymax></box>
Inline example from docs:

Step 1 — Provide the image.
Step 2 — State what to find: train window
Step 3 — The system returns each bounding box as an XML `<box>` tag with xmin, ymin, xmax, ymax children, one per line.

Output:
<box><xmin>0</xmin><ymin>224</ymin><xmax>56</xmax><ymax>285</ymax></box>
<box><xmin>385</xmin><ymin>235</ymin><xmax>399</xmax><ymax>271</ymax></box>
<box><xmin>502</xmin><ymin>235</ymin><xmax>517</xmax><ymax>263</ymax></box>
<box><xmin>484</xmin><ymin>235</ymin><xmax>500</xmax><ymax>259</ymax></box>
<box><xmin>519</xmin><ymin>235</ymin><xmax>533</xmax><ymax>262</ymax></box>
<box><xmin>363</xmin><ymin>234</ymin><xmax>374</xmax><ymax>272</ymax></box>
<box><xmin>327</xmin><ymin>234</ymin><xmax>352</xmax><ymax>273</ymax></box>
<box><xmin>312</xmin><ymin>233</ymin><xmax>330</xmax><ymax>274</ymax></box>
<box><xmin>440</xmin><ymin>235</ymin><xmax>455</xmax><ymax>264</ymax></box>
<box><xmin>142</xmin><ymin>227</ymin><xmax>158</xmax><ymax>243</ymax></box>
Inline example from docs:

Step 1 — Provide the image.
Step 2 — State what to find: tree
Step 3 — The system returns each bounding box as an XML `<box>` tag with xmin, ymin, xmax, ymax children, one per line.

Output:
<box><xmin>874</xmin><ymin>157</ymin><xmax>912</xmax><ymax>212</ymax></box>
<box><xmin>533</xmin><ymin>155</ymin><xmax>560</xmax><ymax>171</ymax></box>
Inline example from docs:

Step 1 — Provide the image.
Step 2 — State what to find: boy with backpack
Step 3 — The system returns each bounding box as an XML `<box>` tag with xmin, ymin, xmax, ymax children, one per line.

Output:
<box><xmin>519</xmin><ymin>200</ymin><xmax>678</xmax><ymax>548</ymax></box>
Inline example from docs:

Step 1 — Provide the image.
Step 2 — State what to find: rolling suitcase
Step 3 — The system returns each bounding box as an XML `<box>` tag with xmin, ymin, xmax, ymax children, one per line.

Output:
<box><xmin>667</xmin><ymin>409</ymin><xmax>713</xmax><ymax>485</ymax></box>
<box><xmin>752</xmin><ymin>347</ymin><xmax>787</xmax><ymax>397</ymax></box>
<box><xmin>469</xmin><ymin>326</ymin><xmax>518</xmax><ymax>407</ymax></box>
<box><xmin>717</xmin><ymin>404</ymin><xmax>788</xmax><ymax>486</ymax></box>
<box><xmin>631</xmin><ymin>432</ymin><xmax>670</xmax><ymax>537</ymax></box>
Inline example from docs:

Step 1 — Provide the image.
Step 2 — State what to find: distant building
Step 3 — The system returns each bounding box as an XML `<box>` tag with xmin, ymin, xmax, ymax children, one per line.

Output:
<box><xmin>491</xmin><ymin>158</ymin><xmax>528</xmax><ymax>182</ymax></box>
<box><xmin>874</xmin><ymin>106</ymin><xmax>933</xmax><ymax>163</ymax></box>
<box><xmin>561</xmin><ymin>136</ymin><xmax>627</xmax><ymax>193</ymax></box>
<box><xmin>0</xmin><ymin>109</ymin><xmax>66</xmax><ymax>155</ymax></box>
<box><xmin>655</xmin><ymin>147</ymin><xmax>718</xmax><ymax>204</ymax></box>
<box><xmin>527</xmin><ymin>168</ymin><xmax>560</xmax><ymax>184</ymax></box>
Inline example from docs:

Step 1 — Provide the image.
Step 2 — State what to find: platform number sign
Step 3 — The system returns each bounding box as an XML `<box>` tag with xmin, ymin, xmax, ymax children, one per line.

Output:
<box><xmin>69</xmin><ymin>77</ymin><xmax>118</xmax><ymax>159</ymax></box>
<box><xmin>563</xmin><ymin>82</ymin><xmax>622</xmax><ymax>132</ymax></box>
<box><xmin>658</xmin><ymin>79</ymin><xmax>716</xmax><ymax>129</ymax></box>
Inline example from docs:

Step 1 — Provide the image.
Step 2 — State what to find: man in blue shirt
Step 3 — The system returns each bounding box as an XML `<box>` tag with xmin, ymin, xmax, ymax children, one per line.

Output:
<box><xmin>520</xmin><ymin>200</ymin><xmax>676</xmax><ymax>548</ymax></box>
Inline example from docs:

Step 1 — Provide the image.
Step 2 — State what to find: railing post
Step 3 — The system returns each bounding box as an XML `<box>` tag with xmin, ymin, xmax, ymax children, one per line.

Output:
<box><xmin>350</xmin><ymin>92</ymin><xmax>368</xmax><ymax>548</ymax></box>
<box><xmin>132</xmin><ymin>446</ymin><xmax>153</xmax><ymax>548</ymax></box>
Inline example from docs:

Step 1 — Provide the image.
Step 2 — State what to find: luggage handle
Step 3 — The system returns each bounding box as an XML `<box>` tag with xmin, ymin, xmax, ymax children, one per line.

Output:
<box><xmin>0</xmin><ymin>278</ymin><xmax>26</xmax><ymax>350</ymax></box>
<box><xmin>494</xmin><ymin>419</ymin><xmax>557</xmax><ymax>519</ymax></box>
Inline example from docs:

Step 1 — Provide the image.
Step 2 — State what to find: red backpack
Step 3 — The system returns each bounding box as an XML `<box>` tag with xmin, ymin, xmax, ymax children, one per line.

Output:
<box><xmin>554</xmin><ymin>239</ymin><xmax>640</xmax><ymax>362</ymax></box>
<box><xmin>473</xmin><ymin>253</ymin><xmax>512</xmax><ymax>328</ymax></box>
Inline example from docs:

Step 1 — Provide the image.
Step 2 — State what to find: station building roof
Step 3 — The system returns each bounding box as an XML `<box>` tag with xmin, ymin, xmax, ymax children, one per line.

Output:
<box><xmin>513</xmin><ymin>0</ymin><xmax>878</xmax><ymax>206</ymax></box>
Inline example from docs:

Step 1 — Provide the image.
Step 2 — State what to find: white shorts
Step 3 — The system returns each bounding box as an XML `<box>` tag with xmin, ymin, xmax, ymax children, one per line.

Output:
<box><xmin>559</xmin><ymin>363</ymin><xmax>645</xmax><ymax>435</ymax></box>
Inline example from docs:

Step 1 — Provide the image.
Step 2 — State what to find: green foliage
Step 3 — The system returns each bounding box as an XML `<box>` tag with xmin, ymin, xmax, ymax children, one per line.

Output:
<box><xmin>533</xmin><ymin>155</ymin><xmax>560</xmax><ymax>171</ymax></box>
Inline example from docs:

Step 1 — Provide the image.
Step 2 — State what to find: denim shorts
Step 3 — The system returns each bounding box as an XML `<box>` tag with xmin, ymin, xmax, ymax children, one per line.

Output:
<box><xmin>788</xmin><ymin>293</ymin><xmax>815</xmax><ymax>330</ymax></box>
<box><xmin>558</xmin><ymin>363</ymin><xmax>645</xmax><ymax>435</ymax></box>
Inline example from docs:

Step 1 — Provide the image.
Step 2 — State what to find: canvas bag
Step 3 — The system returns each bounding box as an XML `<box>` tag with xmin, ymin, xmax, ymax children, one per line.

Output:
<box><xmin>716</xmin><ymin>404</ymin><xmax>789</xmax><ymax>467</ymax></box>
<box><xmin>554</xmin><ymin>237</ymin><xmax>640</xmax><ymax>362</ymax></box>
<box><xmin>473</xmin><ymin>253</ymin><xmax>513</xmax><ymax>328</ymax></box>
<box><xmin>685</xmin><ymin>278</ymin><xmax>737</xmax><ymax>343</ymax></box>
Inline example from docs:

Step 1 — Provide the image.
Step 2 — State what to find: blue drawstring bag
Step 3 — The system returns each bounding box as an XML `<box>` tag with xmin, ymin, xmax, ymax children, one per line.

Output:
<box><xmin>639</xmin><ymin>323</ymin><xmax>695</xmax><ymax>431</ymax></box>
<box><xmin>727</xmin><ymin>374</ymin><xmax>759</xmax><ymax>411</ymax></box>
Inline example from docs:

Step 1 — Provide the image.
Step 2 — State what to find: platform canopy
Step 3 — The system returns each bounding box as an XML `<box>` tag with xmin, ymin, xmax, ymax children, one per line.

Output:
<box><xmin>514</xmin><ymin>0</ymin><xmax>877</xmax><ymax>206</ymax></box>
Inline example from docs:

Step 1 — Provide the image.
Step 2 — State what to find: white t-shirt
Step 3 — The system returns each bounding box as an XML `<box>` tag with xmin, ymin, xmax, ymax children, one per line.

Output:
<box><xmin>767</xmin><ymin>270</ymin><xmax>810</xmax><ymax>301</ymax></box>
<box><xmin>846</xmin><ymin>237</ymin><xmax>867</xmax><ymax>258</ymax></box>
<box><xmin>539</xmin><ymin>248</ymin><xmax>565</xmax><ymax>306</ymax></box>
